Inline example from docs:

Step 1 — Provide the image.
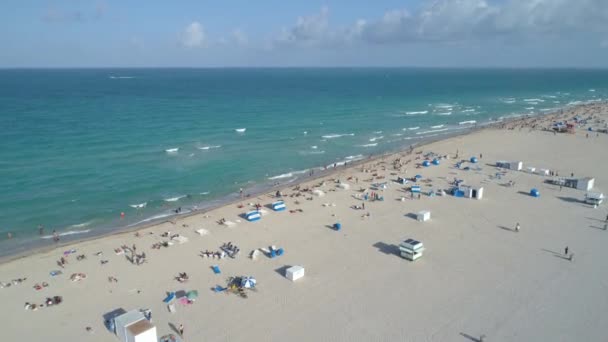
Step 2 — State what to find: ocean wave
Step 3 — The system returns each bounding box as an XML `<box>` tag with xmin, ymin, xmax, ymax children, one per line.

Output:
<box><xmin>433</xmin><ymin>103</ymin><xmax>454</xmax><ymax>109</ymax></box>
<box><xmin>403</xmin><ymin>127</ymin><xmax>420</xmax><ymax>131</ymax></box>
<box><xmin>311</xmin><ymin>145</ymin><xmax>318</xmax><ymax>149</ymax></box>
<box><xmin>589</xmin><ymin>89</ymin><xmax>596</xmax><ymax>92</ymax></box>
<box><xmin>525</xmin><ymin>107</ymin><xmax>535</xmax><ymax>110</ymax></box>
<box><xmin>405</xmin><ymin>110</ymin><xmax>428</xmax><ymax>115</ymax></box>
<box><xmin>130</xmin><ymin>202</ymin><xmax>147</xmax><ymax>209</ymax></box>
<box><xmin>164</xmin><ymin>195</ymin><xmax>186</xmax><ymax>202</ymax></box>
<box><xmin>359</xmin><ymin>143</ymin><xmax>378</xmax><ymax>147</ymax></box>
<box><xmin>109</xmin><ymin>76</ymin><xmax>134</xmax><ymax>79</ymax></box>
<box><xmin>70</xmin><ymin>221</ymin><xmax>93</xmax><ymax>228</ymax></box>
<box><xmin>268</xmin><ymin>172</ymin><xmax>294</xmax><ymax>180</ymax></box>
<box><xmin>128</xmin><ymin>213</ymin><xmax>173</xmax><ymax>227</ymax></box>
<box><xmin>165</xmin><ymin>148</ymin><xmax>179</xmax><ymax>153</ymax></box>
<box><xmin>437</xmin><ymin>112</ymin><xmax>452</xmax><ymax>116</ymax></box>
<box><xmin>235</xmin><ymin>128</ymin><xmax>246</xmax><ymax>133</ymax></box>
<box><xmin>430</xmin><ymin>125</ymin><xmax>445</xmax><ymax>129</ymax></box>
<box><xmin>42</xmin><ymin>229</ymin><xmax>91</xmax><ymax>239</ymax></box>
<box><xmin>369</xmin><ymin>136</ymin><xmax>384</xmax><ymax>142</ymax></box>
<box><xmin>416</xmin><ymin>128</ymin><xmax>449</xmax><ymax>135</ymax></box>
<box><xmin>374</xmin><ymin>131</ymin><xmax>383</xmax><ymax>134</ymax></box>
<box><xmin>462</xmin><ymin>109</ymin><xmax>475</xmax><ymax>112</ymax></box>
<box><xmin>392</xmin><ymin>133</ymin><xmax>403</xmax><ymax>137</ymax></box>
<box><xmin>553</xmin><ymin>101</ymin><xmax>561</xmax><ymax>104</ymax></box>
<box><xmin>524</xmin><ymin>98</ymin><xmax>545</xmax><ymax>102</ymax></box>
<box><xmin>322</xmin><ymin>133</ymin><xmax>355</xmax><ymax>139</ymax></box>
<box><xmin>459</xmin><ymin>120</ymin><xmax>477</xmax><ymax>125</ymax></box>
<box><xmin>200</xmin><ymin>192</ymin><xmax>210</xmax><ymax>195</ymax></box>
<box><xmin>198</xmin><ymin>145</ymin><xmax>221</xmax><ymax>150</ymax></box>
<box><xmin>542</xmin><ymin>95</ymin><xmax>557</xmax><ymax>98</ymax></box>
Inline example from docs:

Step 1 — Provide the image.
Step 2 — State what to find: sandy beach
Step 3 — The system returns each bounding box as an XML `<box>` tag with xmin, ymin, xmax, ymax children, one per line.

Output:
<box><xmin>1</xmin><ymin>103</ymin><xmax>608</xmax><ymax>341</ymax></box>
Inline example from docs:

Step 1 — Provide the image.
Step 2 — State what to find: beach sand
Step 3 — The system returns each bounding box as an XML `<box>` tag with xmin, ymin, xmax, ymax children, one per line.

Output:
<box><xmin>1</xmin><ymin>103</ymin><xmax>608</xmax><ymax>341</ymax></box>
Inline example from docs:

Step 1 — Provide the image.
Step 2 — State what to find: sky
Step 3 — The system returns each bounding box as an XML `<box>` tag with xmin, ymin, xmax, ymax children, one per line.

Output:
<box><xmin>2</xmin><ymin>0</ymin><xmax>608</xmax><ymax>68</ymax></box>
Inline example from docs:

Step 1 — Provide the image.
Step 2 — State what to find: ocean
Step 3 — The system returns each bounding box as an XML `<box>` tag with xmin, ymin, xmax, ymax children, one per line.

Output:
<box><xmin>1</xmin><ymin>68</ymin><xmax>606</xmax><ymax>256</ymax></box>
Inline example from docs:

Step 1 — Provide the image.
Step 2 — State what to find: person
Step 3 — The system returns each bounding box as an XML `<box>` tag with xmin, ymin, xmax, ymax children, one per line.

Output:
<box><xmin>7</xmin><ymin>232</ymin><xmax>12</xmax><ymax>239</ymax></box>
<box><xmin>559</xmin><ymin>185</ymin><xmax>562</xmax><ymax>191</ymax></box>
<box><xmin>38</xmin><ymin>224</ymin><xmax>44</xmax><ymax>235</ymax></box>
<box><xmin>564</xmin><ymin>246</ymin><xmax>569</xmax><ymax>256</ymax></box>
<box><xmin>53</xmin><ymin>230</ymin><xmax>59</xmax><ymax>242</ymax></box>
<box><xmin>362</xmin><ymin>203</ymin><xmax>365</xmax><ymax>210</ymax></box>
<box><xmin>239</xmin><ymin>188</ymin><xmax>243</xmax><ymax>199</ymax></box>
<box><xmin>480</xmin><ymin>153</ymin><xmax>483</xmax><ymax>159</ymax></box>
<box><xmin>515</xmin><ymin>223</ymin><xmax>520</xmax><ymax>232</ymax></box>
<box><xmin>178</xmin><ymin>324</ymin><xmax>184</xmax><ymax>336</ymax></box>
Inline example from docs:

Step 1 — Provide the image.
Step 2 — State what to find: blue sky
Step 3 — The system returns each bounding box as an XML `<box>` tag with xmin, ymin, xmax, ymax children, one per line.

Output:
<box><xmin>2</xmin><ymin>0</ymin><xmax>608</xmax><ymax>67</ymax></box>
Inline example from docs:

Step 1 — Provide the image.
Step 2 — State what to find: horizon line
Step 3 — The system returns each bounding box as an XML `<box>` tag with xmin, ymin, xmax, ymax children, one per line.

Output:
<box><xmin>1</xmin><ymin>66</ymin><xmax>608</xmax><ymax>70</ymax></box>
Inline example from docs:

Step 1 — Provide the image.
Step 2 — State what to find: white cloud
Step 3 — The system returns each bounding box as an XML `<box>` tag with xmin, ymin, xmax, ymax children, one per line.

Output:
<box><xmin>272</xmin><ymin>0</ymin><xmax>608</xmax><ymax>48</ymax></box>
<box><xmin>232</xmin><ymin>29</ymin><xmax>248</xmax><ymax>46</ymax></box>
<box><xmin>181</xmin><ymin>21</ymin><xmax>206</xmax><ymax>48</ymax></box>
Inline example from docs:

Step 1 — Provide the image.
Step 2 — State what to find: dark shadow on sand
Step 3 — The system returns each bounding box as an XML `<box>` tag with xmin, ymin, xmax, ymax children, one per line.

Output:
<box><xmin>373</xmin><ymin>242</ymin><xmax>400</xmax><ymax>256</ymax></box>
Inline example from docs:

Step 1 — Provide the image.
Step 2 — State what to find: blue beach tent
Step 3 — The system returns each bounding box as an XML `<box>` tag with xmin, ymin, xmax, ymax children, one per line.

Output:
<box><xmin>470</xmin><ymin>157</ymin><xmax>478</xmax><ymax>163</ymax></box>
<box><xmin>422</xmin><ymin>160</ymin><xmax>431</xmax><ymax>167</ymax></box>
<box><xmin>246</xmin><ymin>211</ymin><xmax>261</xmax><ymax>222</ymax></box>
<box><xmin>530</xmin><ymin>188</ymin><xmax>540</xmax><ymax>197</ymax></box>
<box><xmin>432</xmin><ymin>159</ymin><xmax>440</xmax><ymax>165</ymax></box>
<box><xmin>272</xmin><ymin>200</ymin><xmax>286</xmax><ymax>211</ymax></box>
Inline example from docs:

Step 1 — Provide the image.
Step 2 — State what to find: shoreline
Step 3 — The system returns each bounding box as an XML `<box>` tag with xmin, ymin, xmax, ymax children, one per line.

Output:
<box><xmin>0</xmin><ymin>103</ymin><xmax>598</xmax><ymax>264</ymax></box>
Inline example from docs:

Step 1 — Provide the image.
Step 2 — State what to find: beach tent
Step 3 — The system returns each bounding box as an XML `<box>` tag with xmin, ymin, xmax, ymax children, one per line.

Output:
<box><xmin>272</xmin><ymin>201</ymin><xmax>286</xmax><ymax>211</ymax></box>
<box><xmin>114</xmin><ymin>310</ymin><xmax>157</xmax><ymax>342</ymax></box>
<box><xmin>285</xmin><ymin>266</ymin><xmax>305</xmax><ymax>281</ymax></box>
<box><xmin>411</xmin><ymin>185</ymin><xmax>421</xmax><ymax>193</ymax></box>
<box><xmin>417</xmin><ymin>210</ymin><xmax>431</xmax><ymax>222</ymax></box>
<box><xmin>246</xmin><ymin>211</ymin><xmax>261</xmax><ymax>222</ymax></box>
<box><xmin>312</xmin><ymin>189</ymin><xmax>325</xmax><ymax>197</ymax></box>
<box><xmin>422</xmin><ymin>160</ymin><xmax>431</xmax><ymax>167</ymax></box>
<box><xmin>432</xmin><ymin>159</ymin><xmax>440</xmax><ymax>165</ymax></box>
<box><xmin>415</xmin><ymin>174</ymin><xmax>422</xmax><ymax>179</ymax></box>
<box><xmin>333</xmin><ymin>223</ymin><xmax>342</xmax><ymax>231</ymax></box>
<box><xmin>452</xmin><ymin>188</ymin><xmax>465</xmax><ymax>197</ymax></box>
<box><xmin>530</xmin><ymin>188</ymin><xmax>540</xmax><ymax>197</ymax></box>
<box><xmin>470</xmin><ymin>157</ymin><xmax>478</xmax><ymax>163</ymax></box>
<box><xmin>240</xmin><ymin>277</ymin><xmax>257</xmax><ymax>289</ymax></box>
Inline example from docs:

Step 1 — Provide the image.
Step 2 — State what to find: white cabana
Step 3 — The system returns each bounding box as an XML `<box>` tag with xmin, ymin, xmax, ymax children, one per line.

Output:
<box><xmin>417</xmin><ymin>210</ymin><xmax>431</xmax><ymax>222</ymax></box>
<box><xmin>399</xmin><ymin>238</ymin><xmax>425</xmax><ymax>261</ymax></box>
<box><xmin>585</xmin><ymin>192</ymin><xmax>604</xmax><ymax>205</ymax></box>
<box><xmin>496</xmin><ymin>161</ymin><xmax>523</xmax><ymax>171</ymax></box>
<box><xmin>285</xmin><ymin>266</ymin><xmax>305</xmax><ymax>281</ymax></box>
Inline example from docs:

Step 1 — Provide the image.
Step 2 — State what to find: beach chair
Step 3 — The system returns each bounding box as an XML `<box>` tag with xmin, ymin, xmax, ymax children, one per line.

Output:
<box><xmin>213</xmin><ymin>285</ymin><xmax>227</xmax><ymax>293</ymax></box>
<box><xmin>212</xmin><ymin>265</ymin><xmax>221</xmax><ymax>274</ymax></box>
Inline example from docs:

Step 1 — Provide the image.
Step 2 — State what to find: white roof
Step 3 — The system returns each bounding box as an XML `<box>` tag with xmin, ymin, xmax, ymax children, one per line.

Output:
<box><xmin>114</xmin><ymin>310</ymin><xmax>145</xmax><ymax>328</ymax></box>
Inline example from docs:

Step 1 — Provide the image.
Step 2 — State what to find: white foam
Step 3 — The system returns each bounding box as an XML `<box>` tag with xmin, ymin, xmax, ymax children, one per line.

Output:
<box><xmin>434</xmin><ymin>104</ymin><xmax>454</xmax><ymax>109</ymax></box>
<box><xmin>42</xmin><ymin>229</ymin><xmax>91</xmax><ymax>239</ymax></box>
<box><xmin>374</xmin><ymin>131</ymin><xmax>383</xmax><ymax>134</ymax></box>
<box><xmin>303</xmin><ymin>131</ymin><xmax>308</xmax><ymax>135</ymax></box>
<box><xmin>525</xmin><ymin>107</ymin><xmax>535</xmax><ymax>110</ymax></box>
<box><xmin>462</xmin><ymin>109</ymin><xmax>475</xmax><ymax>112</ymax></box>
<box><xmin>322</xmin><ymin>133</ymin><xmax>355</xmax><ymax>139</ymax></box>
<box><xmin>437</xmin><ymin>112</ymin><xmax>452</xmax><ymax>116</ymax></box>
<box><xmin>130</xmin><ymin>202</ymin><xmax>147</xmax><ymax>209</ymax></box>
<box><xmin>311</xmin><ymin>146</ymin><xmax>318</xmax><ymax>149</ymax></box>
<box><xmin>359</xmin><ymin>143</ymin><xmax>378</xmax><ymax>147</ymax></box>
<box><xmin>200</xmin><ymin>192</ymin><xmax>210</xmax><ymax>195</ymax></box>
<box><xmin>459</xmin><ymin>120</ymin><xmax>477</xmax><ymax>125</ymax></box>
<box><xmin>165</xmin><ymin>148</ymin><xmax>179</xmax><ymax>153</ymax></box>
<box><xmin>589</xmin><ymin>89</ymin><xmax>596</xmax><ymax>92</ymax></box>
<box><xmin>235</xmin><ymin>128</ymin><xmax>246</xmax><ymax>133</ymax></box>
<box><xmin>403</xmin><ymin>127</ymin><xmax>420</xmax><ymax>131</ymax></box>
<box><xmin>369</xmin><ymin>136</ymin><xmax>384</xmax><ymax>142</ymax></box>
<box><xmin>164</xmin><ymin>195</ymin><xmax>186</xmax><ymax>202</ymax></box>
<box><xmin>553</xmin><ymin>101</ymin><xmax>561</xmax><ymax>104</ymax></box>
<box><xmin>392</xmin><ymin>133</ymin><xmax>403</xmax><ymax>137</ymax></box>
<box><xmin>345</xmin><ymin>154</ymin><xmax>364</xmax><ymax>160</ymax></box>
<box><xmin>70</xmin><ymin>221</ymin><xmax>93</xmax><ymax>228</ymax></box>
<box><xmin>501</xmin><ymin>98</ymin><xmax>516</xmax><ymax>104</ymax></box>
<box><xmin>524</xmin><ymin>98</ymin><xmax>545</xmax><ymax>102</ymax></box>
<box><xmin>542</xmin><ymin>95</ymin><xmax>557</xmax><ymax>98</ymax></box>
<box><xmin>128</xmin><ymin>213</ymin><xmax>173</xmax><ymax>227</ymax></box>
<box><xmin>405</xmin><ymin>110</ymin><xmax>428</xmax><ymax>115</ymax></box>
<box><xmin>109</xmin><ymin>76</ymin><xmax>134</xmax><ymax>79</ymax></box>
<box><xmin>268</xmin><ymin>173</ymin><xmax>294</xmax><ymax>180</ymax></box>
<box><xmin>198</xmin><ymin>145</ymin><xmax>221</xmax><ymax>150</ymax></box>
<box><xmin>417</xmin><ymin>128</ymin><xmax>449</xmax><ymax>135</ymax></box>
<box><xmin>430</xmin><ymin>125</ymin><xmax>445</xmax><ymax>129</ymax></box>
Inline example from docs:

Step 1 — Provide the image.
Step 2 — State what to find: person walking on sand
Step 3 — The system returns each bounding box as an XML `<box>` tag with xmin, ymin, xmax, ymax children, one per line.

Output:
<box><xmin>515</xmin><ymin>223</ymin><xmax>520</xmax><ymax>232</ymax></box>
<box><xmin>178</xmin><ymin>324</ymin><xmax>184</xmax><ymax>337</ymax></box>
<box><xmin>564</xmin><ymin>246</ymin><xmax>569</xmax><ymax>256</ymax></box>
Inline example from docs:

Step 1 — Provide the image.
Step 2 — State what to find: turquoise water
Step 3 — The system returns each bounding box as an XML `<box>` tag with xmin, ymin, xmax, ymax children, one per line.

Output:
<box><xmin>1</xmin><ymin>68</ymin><xmax>606</xmax><ymax>255</ymax></box>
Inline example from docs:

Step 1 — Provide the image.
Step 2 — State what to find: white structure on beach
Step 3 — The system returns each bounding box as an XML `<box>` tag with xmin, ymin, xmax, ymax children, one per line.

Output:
<box><xmin>113</xmin><ymin>310</ymin><xmax>157</xmax><ymax>342</ymax></box>
<box><xmin>417</xmin><ymin>210</ymin><xmax>431</xmax><ymax>222</ymax></box>
<box><xmin>399</xmin><ymin>238</ymin><xmax>425</xmax><ymax>261</ymax></box>
<box><xmin>285</xmin><ymin>266</ymin><xmax>305</xmax><ymax>281</ymax></box>
<box><xmin>496</xmin><ymin>161</ymin><xmax>523</xmax><ymax>171</ymax></box>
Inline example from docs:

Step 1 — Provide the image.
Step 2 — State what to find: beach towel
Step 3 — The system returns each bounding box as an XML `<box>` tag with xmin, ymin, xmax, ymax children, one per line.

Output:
<box><xmin>163</xmin><ymin>292</ymin><xmax>176</xmax><ymax>303</ymax></box>
<box><xmin>195</xmin><ymin>228</ymin><xmax>209</xmax><ymax>236</ymax></box>
<box><xmin>212</xmin><ymin>265</ymin><xmax>221</xmax><ymax>274</ymax></box>
<box><xmin>178</xmin><ymin>297</ymin><xmax>191</xmax><ymax>305</ymax></box>
<box><xmin>213</xmin><ymin>285</ymin><xmax>227</xmax><ymax>293</ymax></box>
